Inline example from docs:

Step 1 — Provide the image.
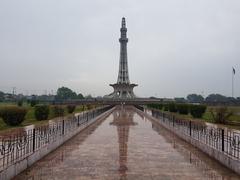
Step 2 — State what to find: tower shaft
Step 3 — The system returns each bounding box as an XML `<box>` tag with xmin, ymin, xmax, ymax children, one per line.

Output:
<box><xmin>117</xmin><ymin>18</ymin><xmax>130</xmax><ymax>84</ymax></box>
<box><xmin>107</xmin><ymin>17</ymin><xmax>137</xmax><ymax>99</ymax></box>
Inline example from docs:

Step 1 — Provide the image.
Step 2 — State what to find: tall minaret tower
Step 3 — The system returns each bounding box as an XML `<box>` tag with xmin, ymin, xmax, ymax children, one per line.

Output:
<box><xmin>108</xmin><ymin>17</ymin><xmax>138</xmax><ymax>99</ymax></box>
<box><xmin>117</xmin><ymin>17</ymin><xmax>130</xmax><ymax>84</ymax></box>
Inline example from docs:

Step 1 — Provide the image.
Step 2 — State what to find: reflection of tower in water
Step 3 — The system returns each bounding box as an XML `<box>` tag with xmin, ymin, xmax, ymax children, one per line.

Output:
<box><xmin>110</xmin><ymin>106</ymin><xmax>137</xmax><ymax>177</ymax></box>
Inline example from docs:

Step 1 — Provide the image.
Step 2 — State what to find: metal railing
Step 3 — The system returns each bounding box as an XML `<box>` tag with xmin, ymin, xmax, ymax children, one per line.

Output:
<box><xmin>150</xmin><ymin>109</ymin><xmax>240</xmax><ymax>160</ymax></box>
<box><xmin>0</xmin><ymin>106</ymin><xmax>113</xmax><ymax>172</ymax></box>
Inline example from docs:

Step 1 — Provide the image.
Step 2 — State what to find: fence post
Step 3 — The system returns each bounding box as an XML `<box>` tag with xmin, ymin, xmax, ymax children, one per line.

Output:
<box><xmin>77</xmin><ymin>116</ymin><xmax>80</xmax><ymax>126</ymax></box>
<box><xmin>222</xmin><ymin>129</ymin><xmax>225</xmax><ymax>152</ymax></box>
<box><xmin>33</xmin><ymin>129</ymin><xmax>36</xmax><ymax>152</ymax></box>
<box><xmin>62</xmin><ymin>119</ymin><xmax>65</xmax><ymax>135</ymax></box>
<box><xmin>189</xmin><ymin>121</ymin><xmax>192</xmax><ymax>136</ymax></box>
<box><xmin>173</xmin><ymin>116</ymin><xmax>175</xmax><ymax>127</ymax></box>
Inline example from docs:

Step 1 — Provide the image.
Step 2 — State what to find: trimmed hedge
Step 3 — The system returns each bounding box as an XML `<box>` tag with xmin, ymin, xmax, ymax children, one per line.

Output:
<box><xmin>52</xmin><ymin>105</ymin><xmax>65</xmax><ymax>117</ymax></box>
<box><xmin>163</xmin><ymin>104</ymin><xmax>169</xmax><ymax>111</ymax></box>
<box><xmin>17</xmin><ymin>100</ymin><xmax>23</xmax><ymax>107</ymax></box>
<box><xmin>67</xmin><ymin>105</ymin><xmax>76</xmax><ymax>114</ymax></box>
<box><xmin>168</xmin><ymin>103</ymin><xmax>177</xmax><ymax>112</ymax></box>
<box><xmin>30</xmin><ymin>100</ymin><xmax>38</xmax><ymax>107</ymax></box>
<box><xmin>34</xmin><ymin>104</ymin><xmax>50</xmax><ymax>120</ymax></box>
<box><xmin>147</xmin><ymin>104</ymin><xmax>163</xmax><ymax>110</ymax></box>
<box><xmin>190</xmin><ymin>104</ymin><xmax>207</xmax><ymax>118</ymax></box>
<box><xmin>176</xmin><ymin>104</ymin><xmax>189</xmax><ymax>114</ymax></box>
<box><xmin>0</xmin><ymin>106</ymin><xmax>27</xmax><ymax>126</ymax></box>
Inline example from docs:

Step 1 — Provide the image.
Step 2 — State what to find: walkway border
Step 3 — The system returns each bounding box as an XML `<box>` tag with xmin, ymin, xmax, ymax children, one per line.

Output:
<box><xmin>0</xmin><ymin>106</ymin><xmax>115</xmax><ymax>180</ymax></box>
<box><xmin>135</xmin><ymin>107</ymin><xmax>240</xmax><ymax>175</ymax></box>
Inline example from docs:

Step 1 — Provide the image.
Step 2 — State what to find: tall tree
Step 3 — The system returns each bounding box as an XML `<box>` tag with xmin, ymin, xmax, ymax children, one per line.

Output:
<box><xmin>205</xmin><ymin>94</ymin><xmax>229</xmax><ymax>103</ymax></box>
<box><xmin>187</xmin><ymin>94</ymin><xmax>204</xmax><ymax>103</ymax></box>
<box><xmin>77</xmin><ymin>93</ymin><xmax>84</xmax><ymax>99</ymax></box>
<box><xmin>0</xmin><ymin>91</ymin><xmax>4</xmax><ymax>102</ymax></box>
<box><xmin>55</xmin><ymin>87</ymin><xmax>77</xmax><ymax>100</ymax></box>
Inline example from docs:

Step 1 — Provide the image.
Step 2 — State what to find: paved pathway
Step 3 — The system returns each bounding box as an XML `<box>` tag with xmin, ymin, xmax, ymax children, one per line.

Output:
<box><xmin>14</xmin><ymin>106</ymin><xmax>240</xmax><ymax>180</ymax></box>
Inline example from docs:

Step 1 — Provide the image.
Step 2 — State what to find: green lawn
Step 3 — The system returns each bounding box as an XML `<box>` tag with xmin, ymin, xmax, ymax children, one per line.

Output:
<box><xmin>152</xmin><ymin>106</ymin><xmax>240</xmax><ymax>130</ymax></box>
<box><xmin>0</xmin><ymin>103</ymin><xmax>91</xmax><ymax>132</ymax></box>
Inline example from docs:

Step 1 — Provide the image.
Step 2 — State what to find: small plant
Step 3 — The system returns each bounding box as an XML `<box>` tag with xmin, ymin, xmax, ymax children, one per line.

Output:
<box><xmin>163</xmin><ymin>104</ymin><xmax>169</xmax><ymax>111</ymax></box>
<box><xmin>30</xmin><ymin>100</ymin><xmax>38</xmax><ymax>107</ymax></box>
<box><xmin>34</xmin><ymin>104</ymin><xmax>50</xmax><ymax>120</ymax></box>
<box><xmin>209</xmin><ymin>106</ymin><xmax>233</xmax><ymax>124</ymax></box>
<box><xmin>147</xmin><ymin>104</ymin><xmax>163</xmax><ymax>110</ymax></box>
<box><xmin>67</xmin><ymin>105</ymin><xmax>76</xmax><ymax>114</ymax></box>
<box><xmin>17</xmin><ymin>100</ymin><xmax>23</xmax><ymax>107</ymax></box>
<box><xmin>177</xmin><ymin>104</ymin><xmax>189</xmax><ymax>114</ymax></box>
<box><xmin>52</xmin><ymin>105</ymin><xmax>65</xmax><ymax>117</ymax></box>
<box><xmin>156</xmin><ymin>104</ymin><xmax>163</xmax><ymax>110</ymax></box>
<box><xmin>0</xmin><ymin>106</ymin><xmax>27</xmax><ymax>126</ymax></box>
<box><xmin>190</xmin><ymin>104</ymin><xmax>207</xmax><ymax>118</ymax></box>
<box><xmin>168</xmin><ymin>103</ymin><xmax>177</xmax><ymax>112</ymax></box>
<box><xmin>86</xmin><ymin>104</ymin><xmax>92</xmax><ymax>110</ymax></box>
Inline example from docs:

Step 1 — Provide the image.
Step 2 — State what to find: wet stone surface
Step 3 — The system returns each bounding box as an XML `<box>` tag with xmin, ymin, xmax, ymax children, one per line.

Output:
<box><xmin>14</xmin><ymin>106</ymin><xmax>240</xmax><ymax>180</ymax></box>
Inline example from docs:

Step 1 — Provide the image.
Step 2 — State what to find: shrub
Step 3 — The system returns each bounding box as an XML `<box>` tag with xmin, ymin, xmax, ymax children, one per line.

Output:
<box><xmin>17</xmin><ymin>100</ymin><xmax>23</xmax><ymax>106</ymax></box>
<box><xmin>163</xmin><ymin>104</ymin><xmax>169</xmax><ymax>111</ymax></box>
<box><xmin>34</xmin><ymin>104</ymin><xmax>49</xmax><ymax>120</ymax></box>
<box><xmin>0</xmin><ymin>106</ymin><xmax>27</xmax><ymax>126</ymax></box>
<box><xmin>156</xmin><ymin>104</ymin><xmax>163</xmax><ymax>110</ymax></box>
<box><xmin>52</xmin><ymin>105</ymin><xmax>65</xmax><ymax>117</ymax></box>
<box><xmin>209</xmin><ymin>106</ymin><xmax>233</xmax><ymax>124</ymax></box>
<box><xmin>168</xmin><ymin>103</ymin><xmax>177</xmax><ymax>112</ymax></box>
<box><xmin>86</xmin><ymin>104</ymin><xmax>92</xmax><ymax>110</ymax></box>
<box><xmin>30</xmin><ymin>100</ymin><xmax>38</xmax><ymax>107</ymax></box>
<box><xmin>147</xmin><ymin>104</ymin><xmax>163</xmax><ymax>110</ymax></box>
<box><xmin>67</xmin><ymin>105</ymin><xmax>76</xmax><ymax>114</ymax></box>
<box><xmin>190</xmin><ymin>104</ymin><xmax>207</xmax><ymax>118</ymax></box>
<box><xmin>177</xmin><ymin>104</ymin><xmax>189</xmax><ymax>114</ymax></box>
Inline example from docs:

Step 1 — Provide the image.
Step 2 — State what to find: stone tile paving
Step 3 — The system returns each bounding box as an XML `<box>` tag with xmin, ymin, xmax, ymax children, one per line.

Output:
<box><xmin>14</xmin><ymin>106</ymin><xmax>240</xmax><ymax>180</ymax></box>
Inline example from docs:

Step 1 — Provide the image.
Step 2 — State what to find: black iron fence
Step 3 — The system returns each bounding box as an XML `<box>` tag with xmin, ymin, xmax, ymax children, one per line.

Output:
<box><xmin>0</xmin><ymin>105</ymin><xmax>113</xmax><ymax>172</ymax></box>
<box><xmin>134</xmin><ymin>105</ymin><xmax>144</xmax><ymax>112</ymax></box>
<box><xmin>150</xmin><ymin>109</ymin><xmax>240</xmax><ymax>160</ymax></box>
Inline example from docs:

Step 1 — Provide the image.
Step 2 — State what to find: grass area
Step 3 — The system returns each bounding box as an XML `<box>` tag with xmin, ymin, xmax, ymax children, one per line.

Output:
<box><xmin>202</xmin><ymin>106</ymin><xmax>240</xmax><ymax>123</ymax></box>
<box><xmin>0</xmin><ymin>102</ymin><xmax>96</xmax><ymax>132</ymax></box>
<box><xmin>153</xmin><ymin>106</ymin><xmax>240</xmax><ymax>130</ymax></box>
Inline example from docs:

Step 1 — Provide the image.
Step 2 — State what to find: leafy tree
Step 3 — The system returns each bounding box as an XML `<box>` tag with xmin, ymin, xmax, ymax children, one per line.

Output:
<box><xmin>85</xmin><ymin>94</ymin><xmax>93</xmax><ymax>99</ymax></box>
<box><xmin>174</xmin><ymin>97</ymin><xmax>187</xmax><ymax>103</ymax></box>
<box><xmin>187</xmin><ymin>94</ymin><xmax>204</xmax><ymax>103</ymax></box>
<box><xmin>55</xmin><ymin>87</ymin><xmax>77</xmax><ymax>100</ymax></box>
<box><xmin>205</xmin><ymin>94</ymin><xmax>228</xmax><ymax>103</ymax></box>
<box><xmin>77</xmin><ymin>93</ymin><xmax>84</xmax><ymax>99</ymax></box>
<box><xmin>0</xmin><ymin>91</ymin><xmax>4</xmax><ymax>102</ymax></box>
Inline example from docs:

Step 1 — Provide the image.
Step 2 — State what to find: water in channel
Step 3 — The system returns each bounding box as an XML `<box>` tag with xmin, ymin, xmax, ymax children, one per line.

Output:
<box><xmin>14</xmin><ymin>106</ymin><xmax>240</xmax><ymax>180</ymax></box>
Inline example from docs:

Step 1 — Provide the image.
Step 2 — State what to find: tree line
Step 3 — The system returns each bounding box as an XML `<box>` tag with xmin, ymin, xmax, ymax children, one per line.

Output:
<box><xmin>175</xmin><ymin>93</ymin><xmax>240</xmax><ymax>105</ymax></box>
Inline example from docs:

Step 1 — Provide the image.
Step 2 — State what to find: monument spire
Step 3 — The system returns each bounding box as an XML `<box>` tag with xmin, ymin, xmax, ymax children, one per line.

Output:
<box><xmin>117</xmin><ymin>17</ymin><xmax>130</xmax><ymax>84</ymax></box>
<box><xmin>107</xmin><ymin>17</ymin><xmax>138</xmax><ymax>99</ymax></box>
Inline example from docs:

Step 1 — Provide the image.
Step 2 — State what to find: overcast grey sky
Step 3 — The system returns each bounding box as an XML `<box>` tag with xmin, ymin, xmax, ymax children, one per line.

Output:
<box><xmin>0</xmin><ymin>0</ymin><xmax>239</xmax><ymax>98</ymax></box>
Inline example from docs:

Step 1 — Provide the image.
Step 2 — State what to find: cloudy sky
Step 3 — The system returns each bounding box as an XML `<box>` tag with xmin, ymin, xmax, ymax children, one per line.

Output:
<box><xmin>0</xmin><ymin>0</ymin><xmax>239</xmax><ymax>98</ymax></box>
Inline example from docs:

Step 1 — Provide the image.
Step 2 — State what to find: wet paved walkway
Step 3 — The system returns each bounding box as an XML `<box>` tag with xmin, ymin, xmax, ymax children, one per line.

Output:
<box><xmin>14</xmin><ymin>106</ymin><xmax>240</xmax><ymax>180</ymax></box>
